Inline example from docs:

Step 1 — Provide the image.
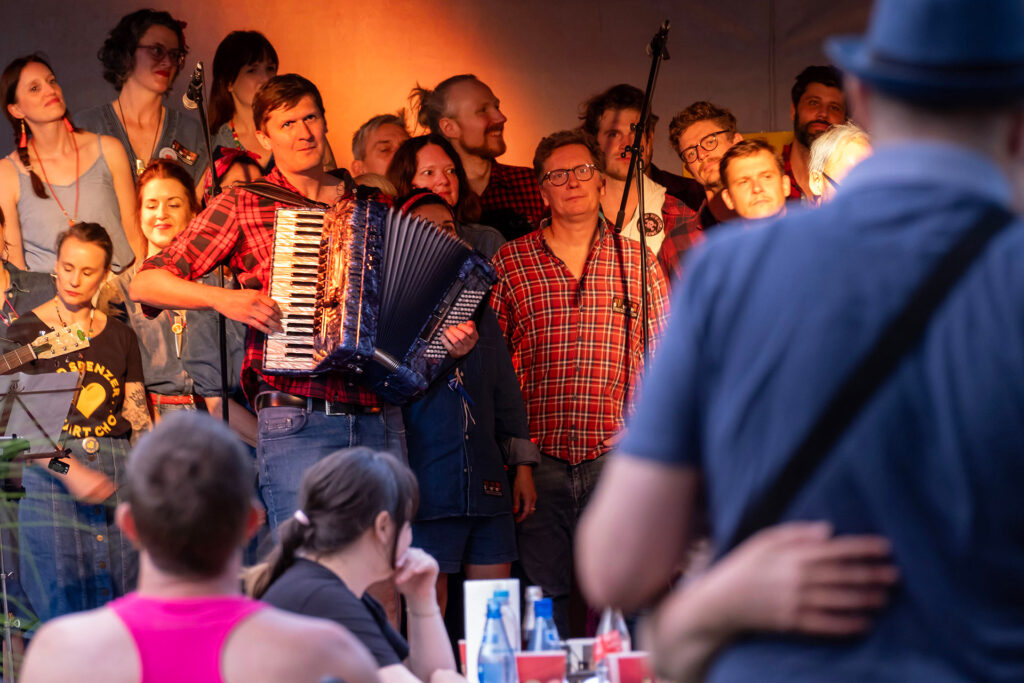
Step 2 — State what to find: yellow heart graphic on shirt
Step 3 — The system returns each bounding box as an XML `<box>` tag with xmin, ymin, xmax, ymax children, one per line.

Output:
<box><xmin>76</xmin><ymin>383</ymin><xmax>107</xmax><ymax>419</ymax></box>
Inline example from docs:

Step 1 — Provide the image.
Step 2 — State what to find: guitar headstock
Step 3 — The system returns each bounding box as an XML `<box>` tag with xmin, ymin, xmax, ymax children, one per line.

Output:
<box><xmin>32</xmin><ymin>323</ymin><xmax>90</xmax><ymax>360</ymax></box>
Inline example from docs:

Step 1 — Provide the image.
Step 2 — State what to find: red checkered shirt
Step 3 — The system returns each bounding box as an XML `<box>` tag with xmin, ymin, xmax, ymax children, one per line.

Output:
<box><xmin>490</xmin><ymin>217</ymin><xmax>669</xmax><ymax>464</ymax></box>
<box><xmin>657</xmin><ymin>200</ymin><xmax>708</xmax><ymax>285</ymax></box>
<box><xmin>781</xmin><ymin>142</ymin><xmax>806</xmax><ymax>201</ymax></box>
<box><xmin>480</xmin><ymin>161</ymin><xmax>546</xmax><ymax>228</ymax></box>
<box><xmin>140</xmin><ymin>168</ymin><xmax>380</xmax><ymax>407</ymax></box>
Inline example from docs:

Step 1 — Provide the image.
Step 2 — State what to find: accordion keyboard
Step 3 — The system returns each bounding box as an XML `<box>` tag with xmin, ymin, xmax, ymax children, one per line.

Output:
<box><xmin>263</xmin><ymin>208</ymin><xmax>326</xmax><ymax>374</ymax></box>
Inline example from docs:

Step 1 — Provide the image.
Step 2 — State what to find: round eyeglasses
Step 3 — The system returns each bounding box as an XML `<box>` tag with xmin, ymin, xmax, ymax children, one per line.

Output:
<box><xmin>541</xmin><ymin>163</ymin><xmax>598</xmax><ymax>186</ymax></box>
<box><xmin>679</xmin><ymin>129</ymin><xmax>730</xmax><ymax>165</ymax></box>
<box><xmin>136</xmin><ymin>43</ymin><xmax>188</xmax><ymax>68</ymax></box>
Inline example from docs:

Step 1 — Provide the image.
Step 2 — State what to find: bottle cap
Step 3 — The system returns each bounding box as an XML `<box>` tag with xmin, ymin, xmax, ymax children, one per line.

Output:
<box><xmin>493</xmin><ymin>590</ymin><xmax>510</xmax><ymax>601</ymax></box>
<box><xmin>535</xmin><ymin>597</ymin><xmax>553</xmax><ymax>618</ymax></box>
<box><xmin>526</xmin><ymin>585</ymin><xmax>543</xmax><ymax>600</ymax></box>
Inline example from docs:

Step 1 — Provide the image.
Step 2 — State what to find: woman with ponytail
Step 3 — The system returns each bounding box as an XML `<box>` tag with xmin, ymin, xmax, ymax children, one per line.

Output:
<box><xmin>0</xmin><ymin>54</ymin><xmax>143</xmax><ymax>272</ymax></box>
<box><xmin>253</xmin><ymin>448</ymin><xmax>461</xmax><ymax>683</ymax></box>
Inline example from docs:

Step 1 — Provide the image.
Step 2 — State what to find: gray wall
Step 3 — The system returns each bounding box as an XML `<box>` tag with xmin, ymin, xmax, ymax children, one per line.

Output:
<box><xmin>1</xmin><ymin>0</ymin><xmax>872</xmax><ymax>169</ymax></box>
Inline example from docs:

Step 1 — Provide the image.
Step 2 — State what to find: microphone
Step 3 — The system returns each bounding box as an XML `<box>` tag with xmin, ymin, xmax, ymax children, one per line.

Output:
<box><xmin>182</xmin><ymin>61</ymin><xmax>204</xmax><ymax>111</ymax></box>
<box><xmin>646</xmin><ymin>20</ymin><xmax>671</xmax><ymax>59</ymax></box>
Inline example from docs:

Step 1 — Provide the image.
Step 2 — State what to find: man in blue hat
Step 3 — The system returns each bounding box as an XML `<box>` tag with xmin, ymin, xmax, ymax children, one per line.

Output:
<box><xmin>577</xmin><ymin>0</ymin><xmax>1024</xmax><ymax>680</ymax></box>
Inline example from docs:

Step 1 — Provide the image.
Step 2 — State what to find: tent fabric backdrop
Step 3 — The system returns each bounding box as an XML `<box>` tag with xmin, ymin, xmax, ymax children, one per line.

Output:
<box><xmin>1</xmin><ymin>0</ymin><xmax>871</xmax><ymax>171</ymax></box>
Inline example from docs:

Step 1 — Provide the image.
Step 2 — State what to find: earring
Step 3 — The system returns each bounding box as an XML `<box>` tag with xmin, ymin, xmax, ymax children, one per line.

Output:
<box><xmin>18</xmin><ymin>120</ymin><xmax>26</xmax><ymax>148</ymax></box>
<box><xmin>62</xmin><ymin>116</ymin><xmax>73</xmax><ymax>133</ymax></box>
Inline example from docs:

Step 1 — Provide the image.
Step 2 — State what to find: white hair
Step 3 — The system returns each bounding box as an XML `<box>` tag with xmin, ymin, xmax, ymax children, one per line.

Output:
<box><xmin>809</xmin><ymin>122</ymin><xmax>870</xmax><ymax>175</ymax></box>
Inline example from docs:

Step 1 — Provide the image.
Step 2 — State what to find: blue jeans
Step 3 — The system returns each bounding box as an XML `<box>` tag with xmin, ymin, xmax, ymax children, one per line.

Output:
<box><xmin>257</xmin><ymin>405</ymin><xmax>406</xmax><ymax>529</ymax></box>
<box><xmin>516</xmin><ymin>452</ymin><xmax>606</xmax><ymax>638</ymax></box>
<box><xmin>18</xmin><ymin>436</ymin><xmax>137</xmax><ymax>623</ymax></box>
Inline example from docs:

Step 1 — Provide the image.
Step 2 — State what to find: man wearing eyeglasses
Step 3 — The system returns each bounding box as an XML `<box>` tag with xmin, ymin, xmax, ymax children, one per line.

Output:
<box><xmin>490</xmin><ymin>129</ymin><xmax>668</xmax><ymax>636</ymax></box>
<box><xmin>658</xmin><ymin>101</ymin><xmax>743</xmax><ymax>282</ymax></box>
<box><xmin>807</xmin><ymin>122</ymin><xmax>872</xmax><ymax>205</ymax></box>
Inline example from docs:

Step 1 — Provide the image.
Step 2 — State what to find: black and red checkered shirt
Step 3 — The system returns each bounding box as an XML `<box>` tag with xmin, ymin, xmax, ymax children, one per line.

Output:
<box><xmin>490</xmin><ymin>218</ymin><xmax>669</xmax><ymax>465</ymax></box>
<box><xmin>657</xmin><ymin>200</ymin><xmax>709</xmax><ymax>285</ymax></box>
<box><xmin>479</xmin><ymin>161</ymin><xmax>546</xmax><ymax>240</ymax></box>
<box><xmin>140</xmin><ymin>168</ymin><xmax>380</xmax><ymax>407</ymax></box>
<box><xmin>782</xmin><ymin>142</ymin><xmax>806</xmax><ymax>201</ymax></box>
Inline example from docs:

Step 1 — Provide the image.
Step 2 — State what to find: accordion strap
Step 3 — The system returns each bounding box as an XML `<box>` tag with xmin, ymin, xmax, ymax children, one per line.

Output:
<box><xmin>239</xmin><ymin>180</ymin><xmax>329</xmax><ymax>210</ymax></box>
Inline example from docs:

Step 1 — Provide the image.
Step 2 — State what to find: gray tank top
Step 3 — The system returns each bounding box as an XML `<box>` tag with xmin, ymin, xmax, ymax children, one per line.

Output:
<box><xmin>12</xmin><ymin>133</ymin><xmax>134</xmax><ymax>273</ymax></box>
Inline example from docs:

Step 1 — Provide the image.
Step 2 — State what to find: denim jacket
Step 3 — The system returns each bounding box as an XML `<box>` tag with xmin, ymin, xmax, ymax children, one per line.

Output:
<box><xmin>403</xmin><ymin>308</ymin><xmax>538</xmax><ymax>519</ymax></box>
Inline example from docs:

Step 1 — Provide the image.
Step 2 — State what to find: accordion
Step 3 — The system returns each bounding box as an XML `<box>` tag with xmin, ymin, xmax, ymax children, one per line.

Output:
<box><xmin>263</xmin><ymin>198</ymin><xmax>497</xmax><ymax>404</ymax></box>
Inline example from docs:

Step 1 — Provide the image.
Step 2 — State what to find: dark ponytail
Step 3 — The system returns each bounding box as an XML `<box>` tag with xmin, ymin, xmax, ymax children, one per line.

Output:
<box><xmin>248</xmin><ymin>447</ymin><xmax>419</xmax><ymax>599</ymax></box>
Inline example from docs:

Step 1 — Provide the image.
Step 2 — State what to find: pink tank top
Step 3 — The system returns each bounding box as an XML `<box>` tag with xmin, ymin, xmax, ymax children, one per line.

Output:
<box><xmin>108</xmin><ymin>592</ymin><xmax>267</xmax><ymax>683</ymax></box>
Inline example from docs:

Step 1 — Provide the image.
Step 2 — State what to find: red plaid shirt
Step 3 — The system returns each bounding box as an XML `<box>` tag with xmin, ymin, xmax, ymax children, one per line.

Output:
<box><xmin>140</xmin><ymin>168</ymin><xmax>380</xmax><ymax>407</ymax></box>
<box><xmin>782</xmin><ymin>142</ymin><xmax>806</xmax><ymax>201</ymax></box>
<box><xmin>657</xmin><ymin>200</ymin><xmax>709</xmax><ymax>285</ymax></box>
<box><xmin>480</xmin><ymin>161</ymin><xmax>546</xmax><ymax>227</ymax></box>
<box><xmin>490</xmin><ymin>218</ymin><xmax>669</xmax><ymax>464</ymax></box>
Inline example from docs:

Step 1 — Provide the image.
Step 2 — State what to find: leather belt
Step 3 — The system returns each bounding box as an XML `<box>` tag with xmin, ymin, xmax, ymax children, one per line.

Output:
<box><xmin>255</xmin><ymin>391</ymin><xmax>381</xmax><ymax>416</ymax></box>
<box><xmin>148</xmin><ymin>393</ymin><xmax>196</xmax><ymax>406</ymax></box>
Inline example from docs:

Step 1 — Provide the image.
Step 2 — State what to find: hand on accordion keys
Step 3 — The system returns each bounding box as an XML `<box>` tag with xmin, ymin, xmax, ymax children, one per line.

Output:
<box><xmin>214</xmin><ymin>289</ymin><xmax>283</xmax><ymax>334</ymax></box>
<box><xmin>441</xmin><ymin>321</ymin><xmax>479</xmax><ymax>359</ymax></box>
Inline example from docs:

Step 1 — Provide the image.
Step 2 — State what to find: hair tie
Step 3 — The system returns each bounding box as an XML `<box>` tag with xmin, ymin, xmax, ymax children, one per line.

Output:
<box><xmin>293</xmin><ymin>509</ymin><xmax>310</xmax><ymax>526</ymax></box>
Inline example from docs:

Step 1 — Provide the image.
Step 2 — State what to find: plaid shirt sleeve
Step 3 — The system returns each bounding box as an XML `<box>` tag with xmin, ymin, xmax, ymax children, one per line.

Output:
<box><xmin>658</xmin><ymin>209</ymin><xmax>705</xmax><ymax>286</ymax></box>
<box><xmin>141</xmin><ymin>189</ymin><xmax>244</xmax><ymax>284</ymax></box>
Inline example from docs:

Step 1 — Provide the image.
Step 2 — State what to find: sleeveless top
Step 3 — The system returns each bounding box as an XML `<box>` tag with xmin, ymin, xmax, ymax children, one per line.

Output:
<box><xmin>108</xmin><ymin>592</ymin><xmax>267</xmax><ymax>683</ymax></box>
<box><xmin>11</xmin><ymin>133</ymin><xmax>134</xmax><ymax>273</ymax></box>
<box><xmin>77</xmin><ymin>103</ymin><xmax>207</xmax><ymax>186</ymax></box>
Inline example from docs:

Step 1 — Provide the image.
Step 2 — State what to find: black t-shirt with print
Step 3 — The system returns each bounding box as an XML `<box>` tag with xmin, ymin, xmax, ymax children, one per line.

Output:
<box><xmin>7</xmin><ymin>312</ymin><xmax>144</xmax><ymax>438</ymax></box>
<box><xmin>262</xmin><ymin>558</ymin><xmax>410</xmax><ymax>666</ymax></box>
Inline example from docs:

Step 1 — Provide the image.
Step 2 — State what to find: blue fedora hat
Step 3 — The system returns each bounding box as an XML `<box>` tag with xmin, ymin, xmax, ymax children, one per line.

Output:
<box><xmin>826</xmin><ymin>0</ymin><xmax>1024</xmax><ymax>103</ymax></box>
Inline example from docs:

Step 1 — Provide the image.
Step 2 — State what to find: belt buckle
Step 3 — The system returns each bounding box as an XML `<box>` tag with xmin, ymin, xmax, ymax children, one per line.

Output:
<box><xmin>324</xmin><ymin>400</ymin><xmax>347</xmax><ymax>416</ymax></box>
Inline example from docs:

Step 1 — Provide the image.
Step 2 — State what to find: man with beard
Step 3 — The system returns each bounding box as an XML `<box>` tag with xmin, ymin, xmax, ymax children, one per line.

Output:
<box><xmin>659</xmin><ymin>101</ymin><xmax>743</xmax><ymax>282</ymax></box>
<box><xmin>782</xmin><ymin>66</ymin><xmax>847</xmax><ymax>200</ymax></box>
<box><xmin>580</xmin><ymin>84</ymin><xmax>695</xmax><ymax>255</ymax></box>
<box><xmin>412</xmin><ymin>74</ymin><xmax>544</xmax><ymax>240</ymax></box>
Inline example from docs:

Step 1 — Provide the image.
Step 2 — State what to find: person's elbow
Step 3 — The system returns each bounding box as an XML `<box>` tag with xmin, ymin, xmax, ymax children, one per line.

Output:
<box><xmin>128</xmin><ymin>268</ymin><xmax>159</xmax><ymax>304</ymax></box>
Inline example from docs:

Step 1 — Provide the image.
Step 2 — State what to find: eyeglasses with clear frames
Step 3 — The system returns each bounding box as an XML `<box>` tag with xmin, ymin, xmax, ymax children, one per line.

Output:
<box><xmin>136</xmin><ymin>43</ymin><xmax>188</xmax><ymax>68</ymax></box>
<box><xmin>679</xmin><ymin>129</ymin><xmax>730</xmax><ymax>164</ymax></box>
<box><xmin>541</xmin><ymin>163</ymin><xmax>598</xmax><ymax>186</ymax></box>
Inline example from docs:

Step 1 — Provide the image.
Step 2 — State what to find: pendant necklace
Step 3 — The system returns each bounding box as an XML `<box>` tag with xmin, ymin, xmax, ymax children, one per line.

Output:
<box><xmin>53</xmin><ymin>298</ymin><xmax>95</xmax><ymax>339</ymax></box>
<box><xmin>117</xmin><ymin>97</ymin><xmax>164</xmax><ymax>175</ymax></box>
<box><xmin>31</xmin><ymin>132</ymin><xmax>80</xmax><ymax>226</ymax></box>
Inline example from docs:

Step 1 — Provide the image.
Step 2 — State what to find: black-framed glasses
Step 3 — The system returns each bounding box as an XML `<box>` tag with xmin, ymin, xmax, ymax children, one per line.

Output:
<box><xmin>822</xmin><ymin>172</ymin><xmax>841</xmax><ymax>192</ymax></box>
<box><xmin>136</xmin><ymin>43</ymin><xmax>188</xmax><ymax>67</ymax></box>
<box><xmin>542</xmin><ymin>163</ymin><xmax>597</xmax><ymax>186</ymax></box>
<box><xmin>679</xmin><ymin>129</ymin><xmax>730</xmax><ymax>164</ymax></box>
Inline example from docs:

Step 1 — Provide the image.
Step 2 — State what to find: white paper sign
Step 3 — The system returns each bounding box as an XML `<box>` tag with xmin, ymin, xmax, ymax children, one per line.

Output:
<box><xmin>464</xmin><ymin>578</ymin><xmax>521</xmax><ymax>683</ymax></box>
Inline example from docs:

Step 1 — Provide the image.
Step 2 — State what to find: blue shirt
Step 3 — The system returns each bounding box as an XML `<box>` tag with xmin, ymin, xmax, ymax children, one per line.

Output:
<box><xmin>622</xmin><ymin>142</ymin><xmax>1024</xmax><ymax>682</ymax></box>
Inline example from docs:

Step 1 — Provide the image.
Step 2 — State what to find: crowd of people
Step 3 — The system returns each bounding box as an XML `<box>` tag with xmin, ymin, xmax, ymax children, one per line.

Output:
<box><xmin>0</xmin><ymin>0</ymin><xmax>1022</xmax><ymax>680</ymax></box>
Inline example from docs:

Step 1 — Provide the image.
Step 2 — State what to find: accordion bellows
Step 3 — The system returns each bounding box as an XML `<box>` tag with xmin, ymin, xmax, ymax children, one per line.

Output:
<box><xmin>263</xmin><ymin>197</ymin><xmax>497</xmax><ymax>404</ymax></box>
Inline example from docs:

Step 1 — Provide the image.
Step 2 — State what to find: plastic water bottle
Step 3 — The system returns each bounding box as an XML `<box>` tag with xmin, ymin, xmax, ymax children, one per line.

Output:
<box><xmin>522</xmin><ymin>585</ymin><xmax>543</xmax><ymax>646</ymax></box>
<box><xmin>594</xmin><ymin>607</ymin><xmax>631</xmax><ymax>683</ymax></box>
<box><xmin>526</xmin><ymin>597</ymin><xmax>561</xmax><ymax>651</ymax></box>
<box><xmin>478</xmin><ymin>598</ymin><xmax>517</xmax><ymax>683</ymax></box>
<box><xmin>493</xmin><ymin>589</ymin><xmax>521</xmax><ymax>651</ymax></box>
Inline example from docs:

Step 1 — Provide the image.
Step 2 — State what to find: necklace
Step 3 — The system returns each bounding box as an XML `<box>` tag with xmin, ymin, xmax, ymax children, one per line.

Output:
<box><xmin>30</xmin><ymin>132</ymin><xmax>80</xmax><ymax>226</ymax></box>
<box><xmin>53</xmin><ymin>297</ymin><xmax>95</xmax><ymax>339</ymax></box>
<box><xmin>228</xmin><ymin>121</ymin><xmax>245</xmax><ymax>150</ymax></box>
<box><xmin>117</xmin><ymin>97</ymin><xmax>164</xmax><ymax>175</ymax></box>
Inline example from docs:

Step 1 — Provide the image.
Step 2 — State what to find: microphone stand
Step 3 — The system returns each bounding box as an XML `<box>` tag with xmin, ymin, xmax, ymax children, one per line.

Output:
<box><xmin>612</xmin><ymin>20</ymin><xmax>670</xmax><ymax>361</ymax></box>
<box><xmin>186</xmin><ymin>63</ymin><xmax>230</xmax><ymax>423</ymax></box>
